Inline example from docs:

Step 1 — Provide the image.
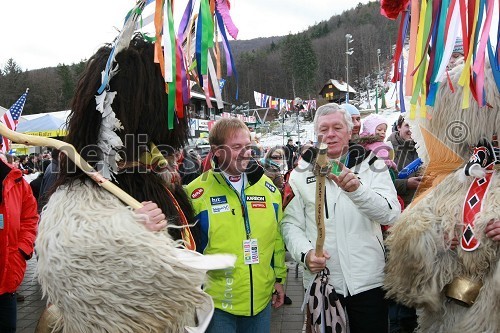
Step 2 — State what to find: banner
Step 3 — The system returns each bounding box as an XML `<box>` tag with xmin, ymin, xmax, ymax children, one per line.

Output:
<box><xmin>253</xmin><ymin>90</ymin><xmax>317</xmax><ymax>111</ymax></box>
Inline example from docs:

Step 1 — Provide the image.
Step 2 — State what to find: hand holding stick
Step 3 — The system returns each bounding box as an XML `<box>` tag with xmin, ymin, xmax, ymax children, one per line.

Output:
<box><xmin>0</xmin><ymin>122</ymin><xmax>142</xmax><ymax>209</ymax></box>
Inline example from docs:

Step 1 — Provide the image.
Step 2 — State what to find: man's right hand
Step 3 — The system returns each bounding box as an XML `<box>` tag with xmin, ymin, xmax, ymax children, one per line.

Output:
<box><xmin>305</xmin><ymin>250</ymin><xmax>330</xmax><ymax>273</ymax></box>
<box><xmin>407</xmin><ymin>176</ymin><xmax>422</xmax><ymax>190</ymax></box>
<box><xmin>135</xmin><ymin>201</ymin><xmax>167</xmax><ymax>232</ymax></box>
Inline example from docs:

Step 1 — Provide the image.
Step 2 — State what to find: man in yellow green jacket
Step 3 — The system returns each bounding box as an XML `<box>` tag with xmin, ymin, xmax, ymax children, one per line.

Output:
<box><xmin>186</xmin><ymin>118</ymin><xmax>287</xmax><ymax>333</ymax></box>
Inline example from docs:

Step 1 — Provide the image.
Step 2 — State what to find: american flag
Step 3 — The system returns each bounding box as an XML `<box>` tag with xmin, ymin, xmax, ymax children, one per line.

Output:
<box><xmin>1</xmin><ymin>89</ymin><xmax>29</xmax><ymax>152</ymax></box>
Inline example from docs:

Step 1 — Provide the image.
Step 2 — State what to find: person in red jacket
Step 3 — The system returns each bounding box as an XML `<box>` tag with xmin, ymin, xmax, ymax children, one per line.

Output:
<box><xmin>0</xmin><ymin>156</ymin><xmax>39</xmax><ymax>333</ymax></box>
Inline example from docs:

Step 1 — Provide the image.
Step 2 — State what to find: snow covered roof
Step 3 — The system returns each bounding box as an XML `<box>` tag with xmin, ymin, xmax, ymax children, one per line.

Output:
<box><xmin>323</xmin><ymin>79</ymin><xmax>357</xmax><ymax>94</ymax></box>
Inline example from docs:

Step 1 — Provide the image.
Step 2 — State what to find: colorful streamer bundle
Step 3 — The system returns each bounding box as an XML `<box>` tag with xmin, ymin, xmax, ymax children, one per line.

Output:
<box><xmin>382</xmin><ymin>0</ymin><xmax>500</xmax><ymax>118</ymax></box>
<box><xmin>151</xmin><ymin>0</ymin><xmax>239</xmax><ymax>126</ymax></box>
<box><xmin>96</xmin><ymin>0</ymin><xmax>239</xmax><ymax>178</ymax></box>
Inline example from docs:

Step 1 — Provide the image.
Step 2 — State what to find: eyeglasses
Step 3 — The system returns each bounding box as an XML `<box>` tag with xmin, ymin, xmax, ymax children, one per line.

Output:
<box><xmin>271</xmin><ymin>155</ymin><xmax>282</xmax><ymax>159</ymax></box>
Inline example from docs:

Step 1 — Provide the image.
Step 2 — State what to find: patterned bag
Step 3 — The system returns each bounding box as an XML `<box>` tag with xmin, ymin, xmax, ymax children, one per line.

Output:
<box><xmin>307</xmin><ymin>268</ymin><xmax>347</xmax><ymax>333</ymax></box>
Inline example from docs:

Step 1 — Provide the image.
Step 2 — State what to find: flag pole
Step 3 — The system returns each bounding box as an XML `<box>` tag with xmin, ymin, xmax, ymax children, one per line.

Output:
<box><xmin>0</xmin><ymin>122</ymin><xmax>142</xmax><ymax>209</ymax></box>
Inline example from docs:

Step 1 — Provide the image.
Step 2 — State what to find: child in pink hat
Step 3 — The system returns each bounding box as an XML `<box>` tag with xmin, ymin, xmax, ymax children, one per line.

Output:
<box><xmin>359</xmin><ymin>114</ymin><xmax>398</xmax><ymax>172</ymax></box>
<box><xmin>447</xmin><ymin>37</ymin><xmax>464</xmax><ymax>70</ymax></box>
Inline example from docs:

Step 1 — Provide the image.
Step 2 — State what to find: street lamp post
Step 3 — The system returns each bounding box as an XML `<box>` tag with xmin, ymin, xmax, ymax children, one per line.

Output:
<box><xmin>281</xmin><ymin>108</ymin><xmax>285</xmax><ymax>147</ymax></box>
<box><xmin>376</xmin><ymin>48</ymin><xmax>381</xmax><ymax>114</ymax></box>
<box><xmin>376</xmin><ymin>48</ymin><xmax>387</xmax><ymax>111</ymax></box>
<box><xmin>294</xmin><ymin>97</ymin><xmax>303</xmax><ymax>148</ymax></box>
<box><xmin>345</xmin><ymin>34</ymin><xmax>354</xmax><ymax>103</ymax></box>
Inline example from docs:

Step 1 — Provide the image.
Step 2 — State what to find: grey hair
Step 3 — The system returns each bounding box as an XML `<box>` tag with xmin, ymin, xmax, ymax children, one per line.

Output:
<box><xmin>313</xmin><ymin>103</ymin><xmax>354</xmax><ymax>133</ymax></box>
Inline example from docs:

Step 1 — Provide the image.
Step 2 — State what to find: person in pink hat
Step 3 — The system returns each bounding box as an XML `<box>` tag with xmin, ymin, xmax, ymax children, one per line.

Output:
<box><xmin>358</xmin><ymin>114</ymin><xmax>398</xmax><ymax>173</ymax></box>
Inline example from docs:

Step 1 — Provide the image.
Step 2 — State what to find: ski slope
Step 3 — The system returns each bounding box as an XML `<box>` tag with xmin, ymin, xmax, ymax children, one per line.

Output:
<box><xmin>258</xmin><ymin>108</ymin><xmax>402</xmax><ymax>148</ymax></box>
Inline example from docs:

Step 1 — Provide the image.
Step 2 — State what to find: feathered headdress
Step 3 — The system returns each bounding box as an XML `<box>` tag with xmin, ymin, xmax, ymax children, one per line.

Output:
<box><xmin>95</xmin><ymin>0</ymin><xmax>239</xmax><ymax>179</ymax></box>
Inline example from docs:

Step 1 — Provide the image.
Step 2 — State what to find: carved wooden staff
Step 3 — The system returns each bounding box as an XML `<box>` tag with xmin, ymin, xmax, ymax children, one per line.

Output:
<box><xmin>0</xmin><ymin>122</ymin><xmax>142</xmax><ymax>209</ymax></box>
<box><xmin>1</xmin><ymin>122</ymin><xmax>198</xmax><ymax>251</ymax></box>
<box><xmin>314</xmin><ymin>141</ymin><xmax>329</xmax><ymax>257</ymax></box>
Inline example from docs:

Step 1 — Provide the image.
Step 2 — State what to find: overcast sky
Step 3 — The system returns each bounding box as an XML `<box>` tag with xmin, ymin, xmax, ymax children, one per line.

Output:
<box><xmin>0</xmin><ymin>0</ymin><xmax>373</xmax><ymax>71</ymax></box>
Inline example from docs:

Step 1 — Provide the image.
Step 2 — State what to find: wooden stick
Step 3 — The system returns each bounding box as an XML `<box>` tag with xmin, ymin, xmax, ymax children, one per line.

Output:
<box><xmin>0</xmin><ymin>123</ymin><xmax>142</xmax><ymax>209</ymax></box>
<box><xmin>314</xmin><ymin>141</ymin><xmax>329</xmax><ymax>258</ymax></box>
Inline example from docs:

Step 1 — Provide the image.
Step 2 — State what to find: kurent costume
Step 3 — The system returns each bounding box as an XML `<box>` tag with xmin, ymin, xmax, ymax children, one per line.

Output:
<box><xmin>37</xmin><ymin>183</ymin><xmax>231</xmax><ymax>332</ymax></box>
<box><xmin>381</xmin><ymin>1</ymin><xmax>500</xmax><ymax>329</ymax></box>
<box><xmin>380</xmin><ymin>0</ymin><xmax>500</xmax><ymax>329</ymax></box>
<box><xmin>34</xmin><ymin>1</ymin><xmax>240</xmax><ymax>332</ymax></box>
<box><xmin>282</xmin><ymin>149</ymin><xmax>400</xmax><ymax>295</ymax></box>
<box><xmin>186</xmin><ymin>160</ymin><xmax>287</xmax><ymax>316</ymax></box>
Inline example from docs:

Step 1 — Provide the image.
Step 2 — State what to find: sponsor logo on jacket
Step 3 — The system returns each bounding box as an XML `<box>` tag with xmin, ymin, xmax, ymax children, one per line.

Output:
<box><xmin>265</xmin><ymin>181</ymin><xmax>276</xmax><ymax>193</ymax></box>
<box><xmin>212</xmin><ymin>204</ymin><xmax>231</xmax><ymax>214</ymax></box>
<box><xmin>251</xmin><ymin>202</ymin><xmax>267</xmax><ymax>209</ymax></box>
<box><xmin>245</xmin><ymin>195</ymin><xmax>265</xmax><ymax>202</ymax></box>
<box><xmin>210</xmin><ymin>195</ymin><xmax>228</xmax><ymax>205</ymax></box>
<box><xmin>191</xmin><ymin>188</ymin><xmax>204</xmax><ymax>199</ymax></box>
<box><xmin>306</xmin><ymin>176</ymin><xmax>316</xmax><ymax>184</ymax></box>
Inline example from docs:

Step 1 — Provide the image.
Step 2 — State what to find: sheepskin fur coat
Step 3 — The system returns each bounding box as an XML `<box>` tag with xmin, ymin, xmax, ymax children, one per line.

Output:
<box><xmin>36</xmin><ymin>182</ymin><xmax>233</xmax><ymax>333</ymax></box>
<box><xmin>384</xmin><ymin>60</ymin><xmax>500</xmax><ymax>333</ymax></box>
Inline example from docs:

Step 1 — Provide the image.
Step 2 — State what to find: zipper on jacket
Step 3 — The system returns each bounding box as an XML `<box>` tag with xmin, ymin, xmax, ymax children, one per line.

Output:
<box><xmin>324</xmin><ymin>189</ymin><xmax>329</xmax><ymax>219</ymax></box>
<box><xmin>376</xmin><ymin>236</ymin><xmax>387</xmax><ymax>261</ymax></box>
<box><xmin>249</xmin><ymin>264</ymin><xmax>254</xmax><ymax>316</ymax></box>
<box><xmin>376</xmin><ymin>192</ymin><xmax>392</xmax><ymax>209</ymax></box>
<box><xmin>229</xmin><ymin>183</ymin><xmax>255</xmax><ymax>316</ymax></box>
<box><xmin>384</xmin><ymin>197</ymin><xmax>393</xmax><ymax>209</ymax></box>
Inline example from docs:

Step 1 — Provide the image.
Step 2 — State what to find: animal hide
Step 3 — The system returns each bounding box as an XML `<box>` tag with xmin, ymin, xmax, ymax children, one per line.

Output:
<box><xmin>36</xmin><ymin>182</ymin><xmax>234</xmax><ymax>333</ymax></box>
<box><xmin>385</xmin><ymin>59</ymin><xmax>500</xmax><ymax>332</ymax></box>
<box><xmin>384</xmin><ymin>170</ymin><xmax>500</xmax><ymax>332</ymax></box>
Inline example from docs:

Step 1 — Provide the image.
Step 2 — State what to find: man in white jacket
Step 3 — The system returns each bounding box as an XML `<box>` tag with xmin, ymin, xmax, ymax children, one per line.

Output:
<box><xmin>281</xmin><ymin>103</ymin><xmax>400</xmax><ymax>333</ymax></box>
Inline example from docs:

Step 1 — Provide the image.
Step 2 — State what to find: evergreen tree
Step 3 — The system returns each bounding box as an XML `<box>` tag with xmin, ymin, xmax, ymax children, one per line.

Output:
<box><xmin>280</xmin><ymin>33</ymin><xmax>318</xmax><ymax>98</ymax></box>
<box><xmin>57</xmin><ymin>64</ymin><xmax>75</xmax><ymax>108</ymax></box>
<box><xmin>0</xmin><ymin>59</ymin><xmax>28</xmax><ymax>109</ymax></box>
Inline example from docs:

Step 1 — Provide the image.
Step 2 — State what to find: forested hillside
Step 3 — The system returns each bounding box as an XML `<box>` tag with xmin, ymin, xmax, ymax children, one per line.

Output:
<box><xmin>0</xmin><ymin>1</ymin><xmax>398</xmax><ymax>114</ymax></box>
<box><xmin>224</xmin><ymin>1</ymin><xmax>399</xmax><ymax>107</ymax></box>
<box><xmin>0</xmin><ymin>59</ymin><xmax>85</xmax><ymax>115</ymax></box>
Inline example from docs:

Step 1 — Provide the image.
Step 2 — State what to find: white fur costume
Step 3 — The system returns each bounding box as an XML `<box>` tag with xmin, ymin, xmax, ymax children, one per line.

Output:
<box><xmin>36</xmin><ymin>182</ymin><xmax>234</xmax><ymax>333</ymax></box>
<box><xmin>384</xmin><ymin>61</ymin><xmax>500</xmax><ymax>332</ymax></box>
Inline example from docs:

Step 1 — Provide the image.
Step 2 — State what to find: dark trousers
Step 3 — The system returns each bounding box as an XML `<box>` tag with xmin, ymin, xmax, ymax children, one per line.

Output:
<box><xmin>0</xmin><ymin>293</ymin><xmax>17</xmax><ymax>333</ymax></box>
<box><xmin>388</xmin><ymin>299</ymin><xmax>417</xmax><ymax>333</ymax></box>
<box><xmin>337</xmin><ymin>287</ymin><xmax>388</xmax><ymax>333</ymax></box>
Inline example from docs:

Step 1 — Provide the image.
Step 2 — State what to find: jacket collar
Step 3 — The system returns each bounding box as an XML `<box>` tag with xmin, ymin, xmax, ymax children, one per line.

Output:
<box><xmin>296</xmin><ymin>144</ymin><xmax>374</xmax><ymax>172</ymax></box>
<box><xmin>212</xmin><ymin>157</ymin><xmax>264</xmax><ymax>186</ymax></box>
<box><xmin>345</xmin><ymin>143</ymin><xmax>372</xmax><ymax>168</ymax></box>
<box><xmin>389</xmin><ymin>132</ymin><xmax>416</xmax><ymax>150</ymax></box>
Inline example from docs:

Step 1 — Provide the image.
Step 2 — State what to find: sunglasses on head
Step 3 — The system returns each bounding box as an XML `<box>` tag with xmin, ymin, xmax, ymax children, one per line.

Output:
<box><xmin>397</xmin><ymin>115</ymin><xmax>406</xmax><ymax>127</ymax></box>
